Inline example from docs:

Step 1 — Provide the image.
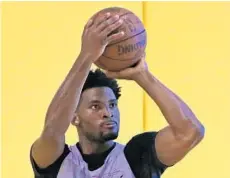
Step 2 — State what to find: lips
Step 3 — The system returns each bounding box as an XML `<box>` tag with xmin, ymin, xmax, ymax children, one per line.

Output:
<box><xmin>102</xmin><ymin>121</ymin><xmax>117</xmax><ymax>129</ymax></box>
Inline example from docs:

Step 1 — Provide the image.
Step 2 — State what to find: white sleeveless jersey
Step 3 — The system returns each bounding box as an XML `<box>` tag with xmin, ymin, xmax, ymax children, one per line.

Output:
<box><xmin>57</xmin><ymin>143</ymin><xmax>135</xmax><ymax>178</ymax></box>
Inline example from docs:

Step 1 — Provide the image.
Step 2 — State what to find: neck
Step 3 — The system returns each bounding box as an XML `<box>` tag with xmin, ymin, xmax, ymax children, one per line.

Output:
<box><xmin>78</xmin><ymin>136</ymin><xmax>114</xmax><ymax>155</ymax></box>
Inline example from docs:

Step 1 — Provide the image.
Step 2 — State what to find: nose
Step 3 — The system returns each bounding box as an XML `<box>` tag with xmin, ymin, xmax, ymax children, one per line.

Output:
<box><xmin>103</xmin><ymin>106</ymin><xmax>113</xmax><ymax>118</ymax></box>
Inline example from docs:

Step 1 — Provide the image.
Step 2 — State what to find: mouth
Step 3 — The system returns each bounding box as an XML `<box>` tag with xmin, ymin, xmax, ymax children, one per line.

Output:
<box><xmin>102</xmin><ymin>121</ymin><xmax>117</xmax><ymax>129</ymax></box>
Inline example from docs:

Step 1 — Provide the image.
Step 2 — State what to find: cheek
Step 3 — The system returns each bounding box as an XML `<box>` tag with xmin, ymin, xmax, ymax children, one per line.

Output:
<box><xmin>113</xmin><ymin>108</ymin><xmax>120</xmax><ymax>118</ymax></box>
<box><xmin>80</xmin><ymin>110</ymin><xmax>102</xmax><ymax>128</ymax></box>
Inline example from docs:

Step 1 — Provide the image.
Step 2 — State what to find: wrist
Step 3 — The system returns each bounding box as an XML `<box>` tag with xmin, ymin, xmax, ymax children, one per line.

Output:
<box><xmin>134</xmin><ymin>70</ymin><xmax>152</xmax><ymax>84</ymax></box>
<box><xmin>79</xmin><ymin>52</ymin><xmax>98</xmax><ymax>63</ymax></box>
<box><xmin>74</xmin><ymin>53</ymin><xmax>94</xmax><ymax>71</ymax></box>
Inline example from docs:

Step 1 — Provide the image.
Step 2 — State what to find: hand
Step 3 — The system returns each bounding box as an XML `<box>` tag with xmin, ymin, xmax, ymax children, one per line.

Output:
<box><xmin>80</xmin><ymin>13</ymin><xmax>124</xmax><ymax>62</ymax></box>
<box><xmin>104</xmin><ymin>53</ymin><xmax>148</xmax><ymax>81</ymax></box>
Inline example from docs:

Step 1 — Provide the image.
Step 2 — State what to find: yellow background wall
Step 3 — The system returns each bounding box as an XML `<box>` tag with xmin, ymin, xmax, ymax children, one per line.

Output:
<box><xmin>143</xmin><ymin>2</ymin><xmax>230</xmax><ymax>178</ymax></box>
<box><xmin>2</xmin><ymin>2</ymin><xmax>230</xmax><ymax>178</ymax></box>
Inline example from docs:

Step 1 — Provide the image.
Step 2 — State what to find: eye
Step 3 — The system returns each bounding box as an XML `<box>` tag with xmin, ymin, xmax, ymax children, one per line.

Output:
<box><xmin>91</xmin><ymin>104</ymin><xmax>99</xmax><ymax>110</ymax></box>
<box><xmin>109</xmin><ymin>102</ymin><xmax>117</xmax><ymax>108</ymax></box>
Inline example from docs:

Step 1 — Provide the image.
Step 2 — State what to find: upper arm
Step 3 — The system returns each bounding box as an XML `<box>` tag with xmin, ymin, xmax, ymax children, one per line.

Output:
<box><xmin>155</xmin><ymin>125</ymin><xmax>205</xmax><ymax>166</ymax></box>
<box><xmin>31</xmin><ymin>128</ymin><xmax>66</xmax><ymax>169</ymax></box>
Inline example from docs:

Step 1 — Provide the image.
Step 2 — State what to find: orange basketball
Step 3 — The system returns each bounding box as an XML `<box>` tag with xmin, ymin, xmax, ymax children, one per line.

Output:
<box><xmin>91</xmin><ymin>7</ymin><xmax>147</xmax><ymax>71</ymax></box>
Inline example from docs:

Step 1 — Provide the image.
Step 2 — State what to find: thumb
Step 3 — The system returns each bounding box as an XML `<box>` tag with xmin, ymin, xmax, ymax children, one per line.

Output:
<box><xmin>104</xmin><ymin>71</ymin><xmax>120</xmax><ymax>78</ymax></box>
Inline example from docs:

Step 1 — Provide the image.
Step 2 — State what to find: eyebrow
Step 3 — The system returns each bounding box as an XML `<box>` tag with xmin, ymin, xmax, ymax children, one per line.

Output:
<box><xmin>89</xmin><ymin>99</ymin><xmax>117</xmax><ymax>104</ymax></box>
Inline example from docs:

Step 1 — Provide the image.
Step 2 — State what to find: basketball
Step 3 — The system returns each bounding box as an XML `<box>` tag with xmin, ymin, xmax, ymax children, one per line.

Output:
<box><xmin>90</xmin><ymin>7</ymin><xmax>147</xmax><ymax>71</ymax></box>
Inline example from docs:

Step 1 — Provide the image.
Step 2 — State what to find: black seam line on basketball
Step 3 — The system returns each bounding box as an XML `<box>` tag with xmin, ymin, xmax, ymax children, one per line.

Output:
<box><xmin>101</xmin><ymin>55</ymin><xmax>139</xmax><ymax>61</ymax></box>
<box><xmin>106</xmin><ymin>30</ymin><xmax>146</xmax><ymax>47</ymax></box>
<box><xmin>119</xmin><ymin>12</ymin><xmax>133</xmax><ymax>18</ymax></box>
<box><xmin>97</xmin><ymin>59</ymin><xmax>106</xmax><ymax>68</ymax></box>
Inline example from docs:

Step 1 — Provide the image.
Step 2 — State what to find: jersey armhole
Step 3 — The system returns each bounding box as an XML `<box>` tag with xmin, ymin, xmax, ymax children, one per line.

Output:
<box><xmin>30</xmin><ymin>144</ymin><xmax>70</xmax><ymax>177</ymax></box>
<box><xmin>124</xmin><ymin>132</ymin><xmax>169</xmax><ymax>178</ymax></box>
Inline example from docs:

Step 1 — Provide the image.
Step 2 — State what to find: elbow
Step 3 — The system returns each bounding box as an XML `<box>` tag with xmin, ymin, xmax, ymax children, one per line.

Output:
<box><xmin>196</xmin><ymin>123</ymin><xmax>205</xmax><ymax>141</ymax></box>
<box><xmin>176</xmin><ymin>120</ymin><xmax>205</xmax><ymax>143</ymax></box>
<box><xmin>185</xmin><ymin>122</ymin><xmax>205</xmax><ymax>144</ymax></box>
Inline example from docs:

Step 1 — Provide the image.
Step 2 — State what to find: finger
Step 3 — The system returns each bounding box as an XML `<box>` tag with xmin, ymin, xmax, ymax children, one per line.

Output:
<box><xmin>101</xmin><ymin>18</ymin><xmax>123</xmax><ymax>36</ymax></box>
<box><xmin>94</xmin><ymin>12</ymin><xmax>111</xmax><ymax>28</ymax></box>
<box><xmin>84</xmin><ymin>19</ymin><xmax>94</xmax><ymax>30</ymax></box>
<box><xmin>97</xmin><ymin>15</ymin><xmax>120</xmax><ymax>32</ymax></box>
<box><xmin>107</xmin><ymin>30</ymin><xmax>124</xmax><ymax>43</ymax></box>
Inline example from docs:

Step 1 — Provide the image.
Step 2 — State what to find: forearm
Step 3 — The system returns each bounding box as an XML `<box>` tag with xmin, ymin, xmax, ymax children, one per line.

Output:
<box><xmin>44</xmin><ymin>53</ymin><xmax>93</xmax><ymax>135</ymax></box>
<box><xmin>136</xmin><ymin>71</ymin><xmax>204</xmax><ymax>138</ymax></box>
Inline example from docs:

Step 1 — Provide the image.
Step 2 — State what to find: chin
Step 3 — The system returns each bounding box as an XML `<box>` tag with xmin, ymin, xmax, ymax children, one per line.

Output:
<box><xmin>102</xmin><ymin>131</ymin><xmax>119</xmax><ymax>142</ymax></box>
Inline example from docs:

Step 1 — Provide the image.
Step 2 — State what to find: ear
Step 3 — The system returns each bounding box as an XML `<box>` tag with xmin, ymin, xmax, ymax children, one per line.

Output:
<box><xmin>71</xmin><ymin>112</ymin><xmax>80</xmax><ymax>126</ymax></box>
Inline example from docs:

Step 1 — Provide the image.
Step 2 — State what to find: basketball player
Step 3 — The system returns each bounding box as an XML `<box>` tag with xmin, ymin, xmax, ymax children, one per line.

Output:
<box><xmin>30</xmin><ymin>13</ymin><xmax>205</xmax><ymax>178</ymax></box>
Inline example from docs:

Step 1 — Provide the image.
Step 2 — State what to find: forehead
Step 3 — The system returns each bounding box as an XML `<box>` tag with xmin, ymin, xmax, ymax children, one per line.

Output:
<box><xmin>81</xmin><ymin>87</ymin><xmax>116</xmax><ymax>103</ymax></box>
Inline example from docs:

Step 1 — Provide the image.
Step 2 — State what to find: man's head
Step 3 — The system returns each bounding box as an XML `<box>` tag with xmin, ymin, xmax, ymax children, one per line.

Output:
<box><xmin>72</xmin><ymin>69</ymin><xmax>121</xmax><ymax>143</ymax></box>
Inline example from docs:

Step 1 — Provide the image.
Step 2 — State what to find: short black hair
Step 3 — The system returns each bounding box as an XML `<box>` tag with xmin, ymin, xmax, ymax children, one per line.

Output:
<box><xmin>82</xmin><ymin>68</ymin><xmax>121</xmax><ymax>99</ymax></box>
